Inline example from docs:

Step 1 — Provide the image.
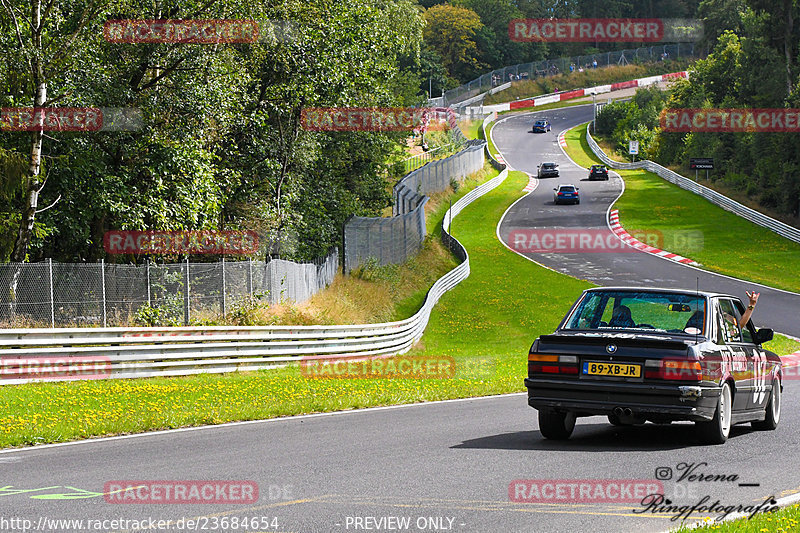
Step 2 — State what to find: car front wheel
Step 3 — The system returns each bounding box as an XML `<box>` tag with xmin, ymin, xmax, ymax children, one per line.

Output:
<box><xmin>539</xmin><ymin>409</ymin><xmax>576</xmax><ymax>440</ymax></box>
<box><xmin>752</xmin><ymin>378</ymin><xmax>781</xmax><ymax>430</ymax></box>
<box><xmin>696</xmin><ymin>382</ymin><xmax>732</xmax><ymax>444</ymax></box>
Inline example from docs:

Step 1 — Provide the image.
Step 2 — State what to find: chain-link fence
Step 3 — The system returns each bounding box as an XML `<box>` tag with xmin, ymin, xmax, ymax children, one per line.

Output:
<box><xmin>441</xmin><ymin>43</ymin><xmax>701</xmax><ymax>107</ymax></box>
<box><xmin>394</xmin><ymin>141</ymin><xmax>485</xmax><ymax>215</ymax></box>
<box><xmin>344</xmin><ymin>135</ymin><xmax>485</xmax><ymax>273</ymax></box>
<box><xmin>0</xmin><ymin>250</ymin><xmax>338</xmax><ymax>327</ymax></box>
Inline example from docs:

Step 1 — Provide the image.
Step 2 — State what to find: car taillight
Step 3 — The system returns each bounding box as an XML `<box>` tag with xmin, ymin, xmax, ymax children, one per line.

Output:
<box><xmin>529</xmin><ymin>354</ymin><xmax>578</xmax><ymax>374</ymax></box>
<box><xmin>645</xmin><ymin>359</ymin><xmax>702</xmax><ymax>381</ymax></box>
<box><xmin>558</xmin><ymin>192</ymin><xmax>565</xmax><ymax>195</ymax></box>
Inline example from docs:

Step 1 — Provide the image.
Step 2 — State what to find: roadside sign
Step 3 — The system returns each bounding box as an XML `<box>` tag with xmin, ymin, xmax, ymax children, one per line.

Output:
<box><xmin>628</xmin><ymin>141</ymin><xmax>639</xmax><ymax>155</ymax></box>
<box><xmin>690</xmin><ymin>157</ymin><xmax>714</xmax><ymax>170</ymax></box>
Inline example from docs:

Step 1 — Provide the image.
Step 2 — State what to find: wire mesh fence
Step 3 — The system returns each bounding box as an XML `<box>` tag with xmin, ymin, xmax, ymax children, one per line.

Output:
<box><xmin>441</xmin><ymin>43</ymin><xmax>701</xmax><ymax>107</ymax></box>
<box><xmin>344</xmin><ymin>134</ymin><xmax>485</xmax><ymax>273</ymax></box>
<box><xmin>0</xmin><ymin>250</ymin><xmax>338</xmax><ymax>328</ymax></box>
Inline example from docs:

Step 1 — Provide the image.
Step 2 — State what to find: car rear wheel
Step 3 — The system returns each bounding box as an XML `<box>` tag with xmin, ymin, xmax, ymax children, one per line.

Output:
<box><xmin>752</xmin><ymin>378</ymin><xmax>781</xmax><ymax>430</ymax></box>
<box><xmin>539</xmin><ymin>409</ymin><xmax>576</xmax><ymax>440</ymax></box>
<box><xmin>696</xmin><ymin>382</ymin><xmax>732</xmax><ymax>444</ymax></box>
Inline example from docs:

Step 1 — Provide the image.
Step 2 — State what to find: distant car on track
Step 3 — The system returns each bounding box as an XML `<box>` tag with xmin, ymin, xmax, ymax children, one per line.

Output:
<box><xmin>532</xmin><ymin>119</ymin><xmax>551</xmax><ymax>133</ymax></box>
<box><xmin>537</xmin><ymin>162</ymin><xmax>559</xmax><ymax>178</ymax></box>
<box><xmin>588</xmin><ymin>164</ymin><xmax>609</xmax><ymax>180</ymax></box>
<box><xmin>553</xmin><ymin>184</ymin><xmax>579</xmax><ymax>204</ymax></box>
<box><xmin>526</xmin><ymin>287</ymin><xmax>782</xmax><ymax>444</ymax></box>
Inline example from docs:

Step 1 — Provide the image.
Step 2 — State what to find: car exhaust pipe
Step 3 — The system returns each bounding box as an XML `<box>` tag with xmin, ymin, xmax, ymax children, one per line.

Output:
<box><xmin>623</xmin><ymin>408</ymin><xmax>633</xmax><ymax>417</ymax></box>
<box><xmin>613</xmin><ymin>407</ymin><xmax>624</xmax><ymax>417</ymax></box>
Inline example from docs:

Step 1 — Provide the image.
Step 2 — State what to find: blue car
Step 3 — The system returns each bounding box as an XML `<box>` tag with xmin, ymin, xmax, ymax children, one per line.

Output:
<box><xmin>553</xmin><ymin>184</ymin><xmax>579</xmax><ymax>205</ymax></box>
<box><xmin>532</xmin><ymin>119</ymin><xmax>551</xmax><ymax>133</ymax></box>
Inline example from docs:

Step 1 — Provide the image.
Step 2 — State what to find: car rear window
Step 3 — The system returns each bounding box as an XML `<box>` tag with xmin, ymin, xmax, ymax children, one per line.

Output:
<box><xmin>560</xmin><ymin>186</ymin><xmax>575</xmax><ymax>192</ymax></box>
<box><xmin>543</xmin><ymin>163</ymin><xmax>556</xmax><ymax>168</ymax></box>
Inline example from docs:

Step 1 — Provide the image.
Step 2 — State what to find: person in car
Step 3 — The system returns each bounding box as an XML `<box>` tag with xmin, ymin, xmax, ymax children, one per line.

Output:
<box><xmin>608</xmin><ymin>305</ymin><xmax>635</xmax><ymax>328</ymax></box>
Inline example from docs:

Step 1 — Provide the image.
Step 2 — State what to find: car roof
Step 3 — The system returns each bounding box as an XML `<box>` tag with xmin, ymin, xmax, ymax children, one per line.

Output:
<box><xmin>583</xmin><ymin>286</ymin><xmax>738</xmax><ymax>300</ymax></box>
<box><xmin>558</xmin><ymin>184</ymin><xmax>577</xmax><ymax>188</ymax></box>
<box><xmin>591</xmin><ymin>164</ymin><xmax>606</xmax><ymax>168</ymax></box>
<box><xmin>534</xmin><ymin>119</ymin><xmax>547</xmax><ymax>123</ymax></box>
<box><xmin>542</xmin><ymin>162</ymin><xmax>557</xmax><ymax>165</ymax></box>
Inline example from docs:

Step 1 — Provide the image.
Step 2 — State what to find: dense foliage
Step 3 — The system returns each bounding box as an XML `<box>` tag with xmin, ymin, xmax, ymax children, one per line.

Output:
<box><xmin>1</xmin><ymin>0</ymin><xmax>796</xmax><ymax>266</ymax></box>
<box><xmin>596</xmin><ymin>0</ymin><xmax>800</xmax><ymax>219</ymax></box>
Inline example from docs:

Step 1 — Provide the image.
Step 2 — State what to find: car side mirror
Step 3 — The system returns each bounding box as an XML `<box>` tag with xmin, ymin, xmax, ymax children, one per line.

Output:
<box><xmin>553</xmin><ymin>188</ymin><xmax>557</xmax><ymax>191</ymax></box>
<box><xmin>754</xmin><ymin>328</ymin><xmax>773</xmax><ymax>344</ymax></box>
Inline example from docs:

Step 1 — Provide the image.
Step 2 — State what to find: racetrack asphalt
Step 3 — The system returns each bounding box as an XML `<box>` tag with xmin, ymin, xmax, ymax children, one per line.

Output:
<box><xmin>494</xmin><ymin>104</ymin><xmax>800</xmax><ymax>338</ymax></box>
<box><xmin>2</xmin><ymin>386</ymin><xmax>800</xmax><ymax>533</ymax></box>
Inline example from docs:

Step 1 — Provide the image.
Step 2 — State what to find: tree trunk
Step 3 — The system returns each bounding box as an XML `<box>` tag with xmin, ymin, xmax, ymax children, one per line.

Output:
<box><xmin>8</xmin><ymin>0</ymin><xmax>45</xmax><ymax>313</ymax></box>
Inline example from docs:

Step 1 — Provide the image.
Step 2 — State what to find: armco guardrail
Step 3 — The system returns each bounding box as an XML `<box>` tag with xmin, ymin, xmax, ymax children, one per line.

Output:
<box><xmin>585</xmin><ymin>123</ymin><xmax>800</xmax><ymax>244</ymax></box>
<box><xmin>479</xmin><ymin>71</ymin><xmax>688</xmax><ymax>114</ymax></box>
<box><xmin>0</xmin><ymin>128</ymin><xmax>509</xmax><ymax>385</ymax></box>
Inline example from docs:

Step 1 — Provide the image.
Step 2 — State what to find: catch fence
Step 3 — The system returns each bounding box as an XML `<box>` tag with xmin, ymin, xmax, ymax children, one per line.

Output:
<box><xmin>440</xmin><ymin>43</ymin><xmax>701</xmax><ymax>107</ymax></box>
<box><xmin>344</xmin><ymin>126</ymin><xmax>485</xmax><ymax>273</ymax></box>
<box><xmin>0</xmin><ymin>250</ymin><xmax>338</xmax><ymax>327</ymax></box>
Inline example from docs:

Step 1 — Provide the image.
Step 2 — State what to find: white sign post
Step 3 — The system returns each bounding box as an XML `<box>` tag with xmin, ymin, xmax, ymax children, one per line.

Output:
<box><xmin>629</xmin><ymin>140</ymin><xmax>639</xmax><ymax>163</ymax></box>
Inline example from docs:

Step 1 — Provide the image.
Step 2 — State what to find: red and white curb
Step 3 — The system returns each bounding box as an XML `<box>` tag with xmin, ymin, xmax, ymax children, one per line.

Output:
<box><xmin>782</xmin><ymin>351</ymin><xmax>800</xmax><ymax>368</ymax></box>
<box><xmin>609</xmin><ymin>209</ymin><xmax>702</xmax><ymax>266</ymax></box>
<box><xmin>523</xmin><ymin>174</ymin><xmax>537</xmax><ymax>192</ymax></box>
<box><xmin>558</xmin><ymin>132</ymin><xmax>567</xmax><ymax>149</ymax></box>
<box><xmin>482</xmin><ymin>71</ymin><xmax>689</xmax><ymax>113</ymax></box>
<box><xmin>494</xmin><ymin>153</ymin><xmax>506</xmax><ymax>164</ymax></box>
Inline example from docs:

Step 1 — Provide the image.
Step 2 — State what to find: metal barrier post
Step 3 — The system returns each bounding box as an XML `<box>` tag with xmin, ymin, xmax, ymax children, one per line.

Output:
<box><xmin>184</xmin><ymin>258</ymin><xmax>190</xmax><ymax>325</ymax></box>
<box><xmin>247</xmin><ymin>258</ymin><xmax>253</xmax><ymax>301</ymax></box>
<box><xmin>48</xmin><ymin>258</ymin><xmax>54</xmax><ymax>328</ymax></box>
<box><xmin>101</xmin><ymin>258</ymin><xmax>107</xmax><ymax>327</ymax></box>
<box><xmin>221</xmin><ymin>258</ymin><xmax>227</xmax><ymax>316</ymax></box>
<box><xmin>146</xmin><ymin>260</ymin><xmax>151</xmax><ymax>306</ymax></box>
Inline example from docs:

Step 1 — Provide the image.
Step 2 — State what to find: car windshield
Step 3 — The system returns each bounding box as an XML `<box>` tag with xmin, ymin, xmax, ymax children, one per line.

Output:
<box><xmin>563</xmin><ymin>290</ymin><xmax>707</xmax><ymax>335</ymax></box>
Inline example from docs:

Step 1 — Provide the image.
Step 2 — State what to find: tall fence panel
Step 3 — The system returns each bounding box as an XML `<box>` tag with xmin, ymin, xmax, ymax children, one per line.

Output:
<box><xmin>344</xmin><ymin>133</ymin><xmax>485</xmax><ymax>273</ymax></box>
<box><xmin>0</xmin><ymin>249</ymin><xmax>338</xmax><ymax>328</ymax></box>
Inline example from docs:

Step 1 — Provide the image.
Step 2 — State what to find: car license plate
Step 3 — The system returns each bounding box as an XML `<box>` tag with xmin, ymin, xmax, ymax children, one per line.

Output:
<box><xmin>583</xmin><ymin>361</ymin><xmax>641</xmax><ymax>377</ymax></box>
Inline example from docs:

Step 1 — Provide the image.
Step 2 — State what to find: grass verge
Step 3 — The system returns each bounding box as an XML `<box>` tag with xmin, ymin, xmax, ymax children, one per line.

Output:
<box><xmin>673</xmin><ymin>503</ymin><xmax>800</xmax><ymax>532</ymax></box>
<box><xmin>561</xmin><ymin>123</ymin><xmax>800</xmax><ymax>294</ymax></box>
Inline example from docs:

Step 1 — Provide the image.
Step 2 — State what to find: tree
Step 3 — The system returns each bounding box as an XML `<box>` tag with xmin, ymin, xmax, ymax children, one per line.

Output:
<box><xmin>423</xmin><ymin>4</ymin><xmax>487</xmax><ymax>81</ymax></box>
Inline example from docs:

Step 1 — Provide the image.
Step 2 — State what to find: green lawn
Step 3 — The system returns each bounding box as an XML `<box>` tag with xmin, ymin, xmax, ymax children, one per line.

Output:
<box><xmin>562</xmin><ymin>124</ymin><xmax>800</xmax><ymax>295</ymax></box>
